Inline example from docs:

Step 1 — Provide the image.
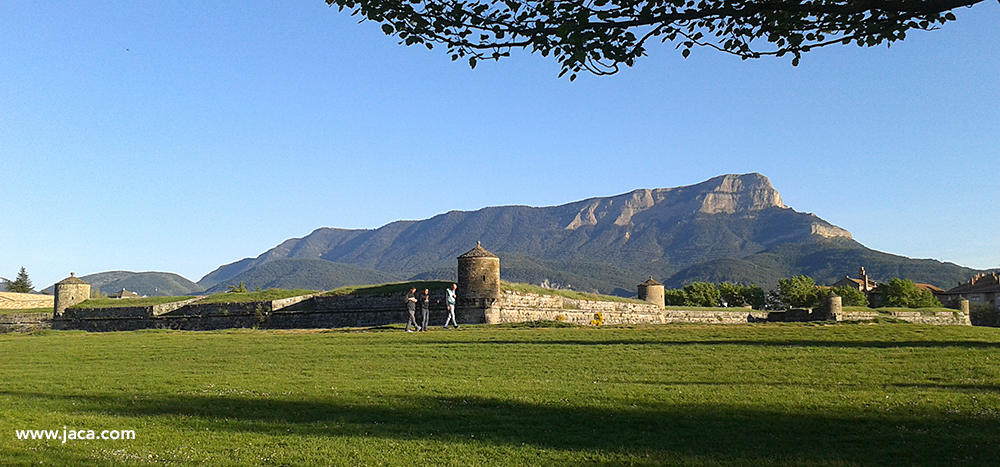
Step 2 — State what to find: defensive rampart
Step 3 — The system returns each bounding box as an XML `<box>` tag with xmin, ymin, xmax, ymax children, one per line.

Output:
<box><xmin>0</xmin><ymin>312</ymin><xmax>52</xmax><ymax>333</ymax></box>
<box><xmin>0</xmin><ymin>292</ymin><xmax>54</xmax><ymax>310</ymax></box>
<box><xmin>46</xmin><ymin>290</ymin><xmax>972</xmax><ymax>332</ymax></box>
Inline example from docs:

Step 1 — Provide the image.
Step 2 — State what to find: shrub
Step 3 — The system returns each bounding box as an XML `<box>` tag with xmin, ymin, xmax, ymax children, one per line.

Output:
<box><xmin>970</xmin><ymin>303</ymin><xmax>1000</xmax><ymax>327</ymax></box>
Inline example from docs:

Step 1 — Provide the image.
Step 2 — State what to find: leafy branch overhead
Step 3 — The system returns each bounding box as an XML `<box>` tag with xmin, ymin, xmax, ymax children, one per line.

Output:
<box><xmin>324</xmin><ymin>0</ymin><xmax>986</xmax><ymax>79</ymax></box>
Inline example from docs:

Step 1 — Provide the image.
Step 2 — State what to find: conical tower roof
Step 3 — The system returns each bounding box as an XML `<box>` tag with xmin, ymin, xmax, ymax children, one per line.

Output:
<box><xmin>638</xmin><ymin>276</ymin><xmax>662</xmax><ymax>287</ymax></box>
<box><xmin>56</xmin><ymin>272</ymin><xmax>88</xmax><ymax>285</ymax></box>
<box><xmin>458</xmin><ymin>241</ymin><xmax>498</xmax><ymax>259</ymax></box>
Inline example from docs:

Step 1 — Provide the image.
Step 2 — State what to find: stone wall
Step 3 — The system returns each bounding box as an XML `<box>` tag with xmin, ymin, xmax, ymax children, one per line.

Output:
<box><xmin>485</xmin><ymin>291</ymin><xmax>761</xmax><ymax>325</ymax></box>
<box><xmin>51</xmin><ymin>292</ymin><xmax>455</xmax><ymax>332</ymax></box>
<box><xmin>0</xmin><ymin>312</ymin><xmax>52</xmax><ymax>333</ymax></box>
<box><xmin>47</xmin><ymin>290</ymin><xmax>973</xmax><ymax>332</ymax></box>
<box><xmin>0</xmin><ymin>292</ymin><xmax>54</xmax><ymax>310</ymax></box>
<box><xmin>836</xmin><ymin>309</ymin><xmax>970</xmax><ymax>325</ymax></box>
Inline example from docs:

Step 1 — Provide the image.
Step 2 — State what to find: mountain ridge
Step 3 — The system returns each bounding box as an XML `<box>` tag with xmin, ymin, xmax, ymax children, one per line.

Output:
<box><xmin>197</xmin><ymin>173</ymin><xmax>979</xmax><ymax>293</ymax></box>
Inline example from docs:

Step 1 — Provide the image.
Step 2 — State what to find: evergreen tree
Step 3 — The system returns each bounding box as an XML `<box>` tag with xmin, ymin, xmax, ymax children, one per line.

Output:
<box><xmin>6</xmin><ymin>267</ymin><xmax>34</xmax><ymax>293</ymax></box>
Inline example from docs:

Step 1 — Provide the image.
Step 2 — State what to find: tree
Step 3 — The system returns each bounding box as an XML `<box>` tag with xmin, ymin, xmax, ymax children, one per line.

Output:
<box><xmin>324</xmin><ymin>0</ymin><xmax>986</xmax><ymax>79</ymax></box>
<box><xmin>6</xmin><ymin>267</ymin><xmax>34</xmax><ymax>293</ymax></box>
<box><xmin>777</xmin><ymin>275</ymin><xmax>820</xmax><ymax>309</ymax></box>
<box><xmin>683</xmin><ymin>282</ymin><xmax>720</xmax><ymax>307</ymax></box>
<box><xmin>826</xmin><ymin>285</ymin><xmax>869</xmax><ymax>307</ymax></box>
<box><xmin>880</xmin><ymin>278</ymin><xmax>942</xmax><ymax>308</ymax></box>
<box><xmin>718</xmin><ymin>282</ymin><xmax>766</xmax><ymax>309</ymax></box>
<box><xmin>227</xmin><ymin>282</ymin><xmax>248</xmax><ymax>293</ymax></box>
<box><xmin>663</xmin><ymin>288</ymin><xmax>687</xmax><ymax>306</ymax></box>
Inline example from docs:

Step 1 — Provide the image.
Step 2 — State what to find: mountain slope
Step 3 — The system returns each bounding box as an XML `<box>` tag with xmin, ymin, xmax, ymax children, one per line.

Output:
<box><xmin>200</xmin><ymin>173</ymin><xmax>982</xmax><ymax>293</ymax></box>
<box><xmin>203</xmin><ymin>174</ymin><xmax>847</xmax><ymax>279</ymax></box>
<box><xmin>45</xmin><ymin>271</ymin><xmax>205</xmax><ymax>297</ymax></box>
<box><xmin>201</xmin><ymin>259</ymin><xmax>403</xmax><ymax>294</ymax></box>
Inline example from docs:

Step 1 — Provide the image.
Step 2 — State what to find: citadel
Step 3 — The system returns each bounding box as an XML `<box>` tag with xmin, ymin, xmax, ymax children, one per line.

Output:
<box><xmin>0</xmin><ymin>243</ymin><xmax>978</xmax><ymax>334</ymax></box>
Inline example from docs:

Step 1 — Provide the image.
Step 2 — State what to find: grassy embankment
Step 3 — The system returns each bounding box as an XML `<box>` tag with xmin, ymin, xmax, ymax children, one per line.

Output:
<box><xmin>68</xmin><ymin>297</ymin><xmax>196</xmax><ymax>309</ymax></box>
<box><xmin>194</xmin><ymin>289</ymin><xmax>317</xmax><ymax>304</ymax></box>
<box><xmin>1</xmin><ymin>323</ymin><xmax>999</xmax><ymax>466</ymax></box>
<box><xmin>67</xmin><ymin>290</ymin><xmax>319</xmax><ymax>310</ymax></box>
<box><xmin>0</xmin><ymin>308</ymin><xmax>52</xmax><ymax>314</ymax></box>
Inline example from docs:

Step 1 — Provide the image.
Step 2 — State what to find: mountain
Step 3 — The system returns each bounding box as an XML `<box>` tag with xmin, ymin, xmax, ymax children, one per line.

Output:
<box><xmin>201</xmin><ymin>259</ymin><xmax>403</xmax><ymax>294</ymax></box>
<box><xmin>45</xmin><ymin>271</ymin><xmax>205</xmax><ymax>297</ymax></box>
<box><xmin>200</xmin><ymin>173</ymin><xmax>983</xmax><ymax>293</ymax></box>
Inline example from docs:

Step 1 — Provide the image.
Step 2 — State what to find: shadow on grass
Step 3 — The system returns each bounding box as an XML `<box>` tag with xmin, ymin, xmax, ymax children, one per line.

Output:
<box><xmin>5</xmin><ymin>390</ymin><xmax>999</xmax><ymax>466</ymax></box>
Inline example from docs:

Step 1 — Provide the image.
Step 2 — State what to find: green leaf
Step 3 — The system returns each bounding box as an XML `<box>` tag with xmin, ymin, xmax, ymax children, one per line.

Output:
<box><xmin>381</xmin><ymin>24</ymin><xmax>394</xmax><ymax>35</ymax></box>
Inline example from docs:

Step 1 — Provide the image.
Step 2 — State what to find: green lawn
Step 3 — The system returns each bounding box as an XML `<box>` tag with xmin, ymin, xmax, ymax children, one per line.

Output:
<box><xmin>196</xmin><ymin>289</ymin><xmax>316</xmax><ymax>304</ymax></box>
<box><xmin>0</xmin><ymin>308</ymin><xmax>51</xmax><ymax>314</ymax></box>
<box><xmin>70</xmin><ymin>296</ymin><xmax>196</xmax><ymax>309</ymax></box>
<box><xmin>2</xmin><ymin>323</ymin><xmax>999</xmax><ymax>466</ymax></box>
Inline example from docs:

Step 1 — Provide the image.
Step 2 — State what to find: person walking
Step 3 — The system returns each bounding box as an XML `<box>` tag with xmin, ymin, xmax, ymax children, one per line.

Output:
<box><xmin>405</xmin><ymin>287</ymin><xmax>419</xmax><ymax>332</ymax></box>
<box><xmin>443</xmin><ymin>283</ymin><xmax>459</xmax><ymax>329</ymax></box>
<box><xmin>419</xmin><ymin>288</ymin><xmax>431</xmax><ymax>331</ymax></box>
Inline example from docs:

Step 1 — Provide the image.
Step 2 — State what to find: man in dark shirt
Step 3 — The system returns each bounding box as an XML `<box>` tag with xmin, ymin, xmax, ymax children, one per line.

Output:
<box><xmin>419</xmin><ymin>288</ymin><xmax>431</xmax><ymax>331</ymax></box>
<box><xmin>405</xmin><ymin>287</ymin><xmax>419</xmax><ymax>332</ymax></box>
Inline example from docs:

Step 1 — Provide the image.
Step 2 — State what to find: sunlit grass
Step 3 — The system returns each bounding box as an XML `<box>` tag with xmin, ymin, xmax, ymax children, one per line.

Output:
<box><xmin>2</xmin><ymin>323</ymin><xmax>999</xmax><ymax>466</ymax></box>
<box><xmin>70</xmin><ymin>296</ymin><xmax>195</xmax><ymax>309</ymax></box>
<box><xmin>195</xmin><ymin>289</ymin><xmax>316</xmax><ymax>304</ymax></box>
<box><xmin>0</xmin><ymin>307</ymin><xmax>51</xmax><ymax>314</ymax></box>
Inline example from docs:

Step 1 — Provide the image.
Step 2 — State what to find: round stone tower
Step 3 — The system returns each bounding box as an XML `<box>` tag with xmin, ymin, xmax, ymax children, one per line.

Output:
<box><xmin>456</xmin><ymin>242</ymin><xmax>500</xmax><ymax>309</ymax></box>
<box><xmin>826</xmin><ymin>293</ymin><xmax>843</xmax><ymax>321</ymax></box>
<box><xmin>54</xmin><ymin>272</ymin><xmax>90</xmax><ymax>317</ymax></box>
<box><xmin>958</xmin><ymin>296</ymin><xmax>970</xmax><ymax>314</ymax></box>
<box><xmin>637</xmin><ymin>276</ymin><xmax>665</xmax><ymax>308</ymax></box>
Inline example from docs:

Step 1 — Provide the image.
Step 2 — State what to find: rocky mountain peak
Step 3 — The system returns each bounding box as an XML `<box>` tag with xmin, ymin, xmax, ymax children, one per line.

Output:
<box><xmin>564</xmin><ymin>173</ymin><xmax>788</xmax><ymax>230</ymax></box>
<box><xmin>696</xmin><ymin>173</ymin><xmax>786</xmax><ymax>214</ymax></box>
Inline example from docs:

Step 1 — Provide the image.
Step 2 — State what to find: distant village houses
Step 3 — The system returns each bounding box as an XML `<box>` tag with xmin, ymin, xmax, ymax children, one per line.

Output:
<box><xmin>832</xmin><ymin>266</ymin><xmax>973</xmax><ymax>308</ymax></box>
<box><xmin>108</xmin><ymin>289</ymin><xmax>142</xmax><ymax>299</ymax></box>
<box><xmin>939</xmin><ymin>272</ymin><xmax>1000</xmax><ymax>311</ymax></box>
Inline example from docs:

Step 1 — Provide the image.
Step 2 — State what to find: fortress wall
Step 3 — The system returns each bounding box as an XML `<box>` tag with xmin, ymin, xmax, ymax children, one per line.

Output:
<box><xmin>486</xmin><ymin>291</ymin><xmax>760</xmax><ymax>325</ymax></box>
<box><xmin>0</xmin><ymin>292</ymin><xmax>54</xmax><ymax>310</ymax></box>
<box><xmin>62</xmin><ymin>306</ymin><xmax>154</xmax><ymax>319</ymax></box>
<box><xmin>0</xmin><ymin>312</ymin><xmax>52</xmax><ymax>333</ymax></box>
<box><xmin>152</xmin><ymin>298</ymin><xmax>202</xmax><ymax>316</ymax></box>
<box><xmin>837</xmin><ymin>309</ymin><xmax>970</xmax><ymax>325</ymax></box>
<box><xmin>53</xmin><ymin>292</ymin><xmax>455</xmax><ymax>331</ymax></box>
<box><xmin>46</xmin><ymin>291</ymin><xmax>972</xmax><ymax>332</ymax></box>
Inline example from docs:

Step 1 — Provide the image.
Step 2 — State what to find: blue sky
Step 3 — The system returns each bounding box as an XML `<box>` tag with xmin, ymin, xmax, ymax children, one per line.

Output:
<box><xmin>2</xmin><ymin>1</ymin><xmax>998</xmax><ymax>289</ymax></box>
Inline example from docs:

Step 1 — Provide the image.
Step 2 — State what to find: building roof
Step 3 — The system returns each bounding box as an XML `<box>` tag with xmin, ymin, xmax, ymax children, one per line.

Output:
<box><xmin>56</xmin><ymin>272</ymin><xmax>88</xmax><ymax>285</ymax></box>
<box><xmin>458</xmin><ymin>242</ymin><xmax>498</xmax><ymax>259</ymax></box>
<box><xmin>639</xmin><ymin>276</ymin><xmax>663</xmax><ymax>287</ymax></box>
<box><xmin>914</xmin><ymin>283</ymin><xmax>945</xmax><ymax>293</ymax></box>
<box><xmin>945</xmin><ymin>273</ymin><xmax>1000</xmax><ymax>295</ymax></box>
<box><xmin>109</xmin><ymin>289</ymin><xmax>140</xmax><ymax>299</ymax></box>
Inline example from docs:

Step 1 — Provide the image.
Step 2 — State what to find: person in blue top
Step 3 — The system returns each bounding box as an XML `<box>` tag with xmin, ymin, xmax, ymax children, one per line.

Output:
<box><xmin>443</xmin><ymin>283</ymin><xmax>459</xmax><ymax>329</ymax></box>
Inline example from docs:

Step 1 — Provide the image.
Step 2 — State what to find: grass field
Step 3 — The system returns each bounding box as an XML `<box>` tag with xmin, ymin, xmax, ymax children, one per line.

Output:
<box><xmin>2</xmin><ymin>323</ymin><xmax>999</xmax><ymax>466</ymax></box>
<box><xmin>69</xmin><ymin>297</ymin><xmax>196</xmax><ymax>309</ymax></box>
<box><xmin>0</xmin><ymin>308</ymin><xmax>51</xmax><ymax>314</ymax></box>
